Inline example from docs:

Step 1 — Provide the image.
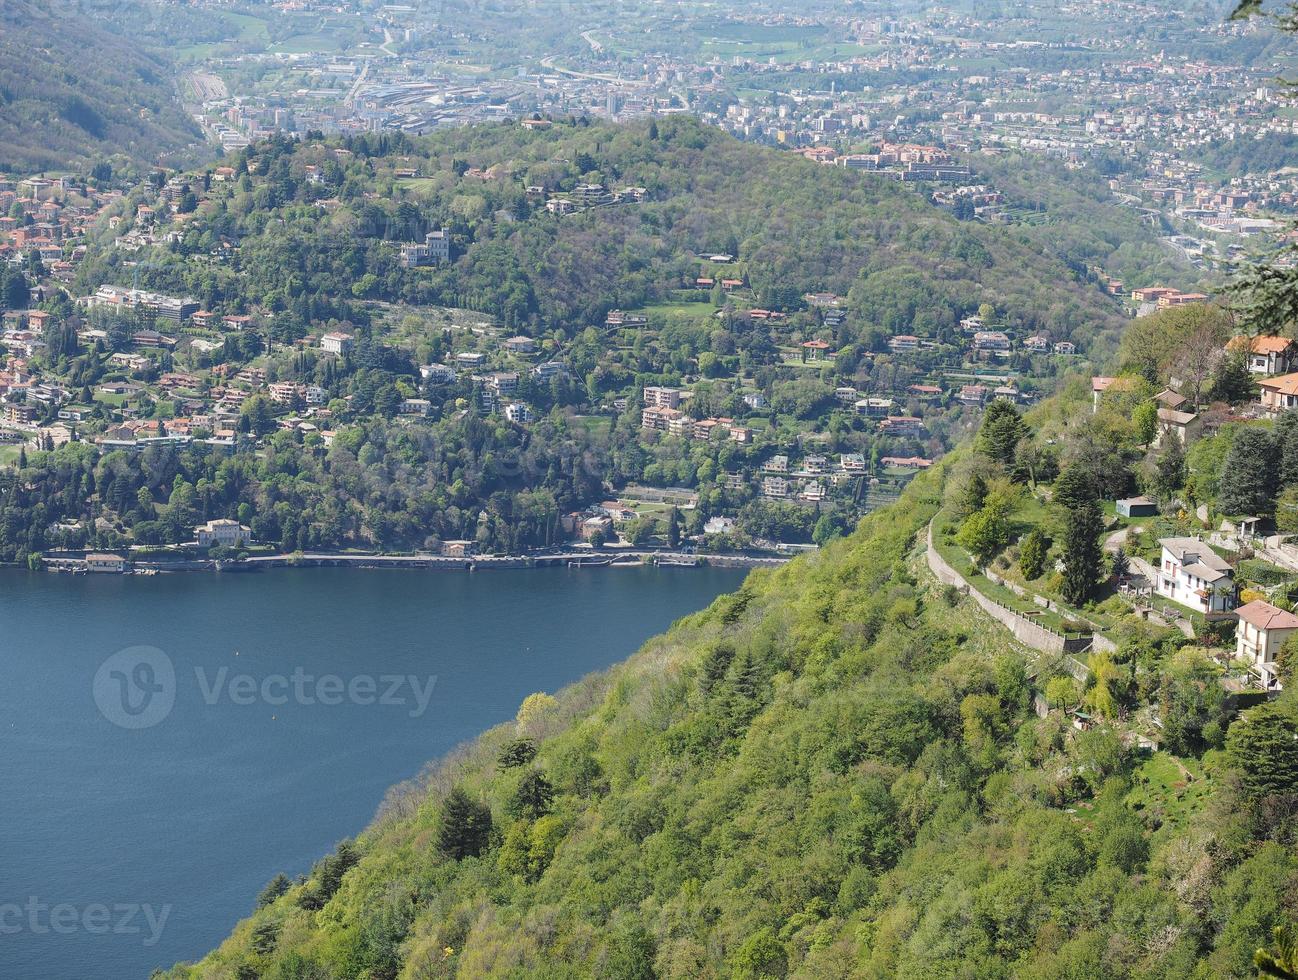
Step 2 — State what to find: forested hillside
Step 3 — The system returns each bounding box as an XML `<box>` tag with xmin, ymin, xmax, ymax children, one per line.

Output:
<box><xmin>89</xmin><ymin>117</ymin><xmax>1127</xmax><ymax>351</ymax></box>
<box><xmin>0</xmin><ymin>0</ymin><xmax>199</xmax><ymax>171</ymax></box>
<box><xmin>161</xmin><ymin>447</ymin><xmax>1298</xmax><ymax>978</ymax></box>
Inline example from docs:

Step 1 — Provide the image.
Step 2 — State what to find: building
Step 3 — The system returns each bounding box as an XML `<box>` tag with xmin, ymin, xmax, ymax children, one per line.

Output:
<box><xmin>1156</xmin><ymin>537</ymin><xmax>1236</xmax><ymax>615</ymax></box>
<box><xmin>972</xmin><ymin>330</ymin><xmax>1011</xmax><ymax>353</ymax></box>
<box><xmin>582</xmin><ymin>514</ymin><xmax>614</xmax><ymax>541</ymax></box>
<box><xmin>1091</xmin><ymin>376</ymin><xmax>1115</xmax><ymax>413</ymax></box>
<box><xmin>1155</xmin><ymin>408</ymin><xmax>1202</xmax><ymax>447</ymax></box>
<box><xmin>320</xmin><ymin>332</ymin><xmax>354</xmax><ymax>356</ymax></box>
<box><xmin>643</xmin><ymin>386</ymin><xmax>683</xmax><ymax>409</ymax></box>
<box><xmin>85</xmin><ymin>553</ymin><xmax>126</xmax><ymax>573</ymax></box>
<box><xmin>503</xmin><ymin>335</ymin><xmax>538</xmax><ymax>355</ymax></box>
<box><xmin>533</xmin><ymin>361</ymin><xmax>568</xmax><ymax>382</ymax></box>
<box><xmin>196</xmin><ymin>519</ymin><xmax>251</xmax><ymax>548</ymax></box>
<box><xmin>761</xmin><ymin>476</ymin><xmax>789</xmax><ymax>499</ymax></box>
<box><xmin>504</xmin><ymin>402</ymin><xmax>533</xmax><ymax>423</ymax></box>
<box><xmin>1230</xmin><ymin>335</ymin><xmax>1298</xmax><ymax>376</ymax></box>
<box><xmin>1259</xmin><ymin>373</ymin><xmax>1298</xmax><ymax>415</ymax></box>
<box><xmin>87</xmin><ymin>285</ymin><xmax>199</xmax><ymax>322</ymax></box>
<box><xmin>418</xmin><ymin>364</ymin><xmax>456</xmax><ymax>386</ymax></box>
<box><xmin>1235</xmin><ymin>599</ymin><xmax>1298</xmax><ymax>691</ymax></box>
<box><xmin>641</xmin><ymin>405</ymin><xmax>684</xmax><ymax>432</ymax></box>
<box><xmin>399</xmin><ymin>229</ymin><xmax>451</xmax><ymax>268</ymax></box>
<box><xmin>1116</xmin><ymin>496</ymin><xmax>1159</xmax><ymax>518</ymax></box>
<box><xmin>888</xmin><ymin>334</ymin><xmax>919</xmax><ymax>353</ymax></box>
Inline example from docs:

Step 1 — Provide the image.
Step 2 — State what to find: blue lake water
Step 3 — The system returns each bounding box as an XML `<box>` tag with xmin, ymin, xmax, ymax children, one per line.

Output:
<box><xmin>0</xmin><ymin>565</ymin><xmax>745</xmax><ymax>979</ymax></box>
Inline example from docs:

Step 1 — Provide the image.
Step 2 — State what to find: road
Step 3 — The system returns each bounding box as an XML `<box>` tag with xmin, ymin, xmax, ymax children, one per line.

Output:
<box><xmin>345</xmin><ymin>59</ymin><xmax>371</xmax><ymax>106</ymax></box>
<box><xmin>539</xmin><ymin>55</ymin><xmax>650</xmax><ymax>88</ymax></box>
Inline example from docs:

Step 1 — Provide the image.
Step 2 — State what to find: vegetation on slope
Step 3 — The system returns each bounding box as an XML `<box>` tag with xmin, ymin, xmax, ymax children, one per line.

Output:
<box><xmin>88</xmin><ymin>117</ymin><xmax>1127</xmax><ymax>349</ymax></box>
<box><xmin>0</xmin><ymin>0</ymin><xmax>200</xmax><ymax>171</ymax></box>
<box><xmin>161</xmin><ymin>454</ymin><xmax>1298</xmax><ymax>979</ymax></box>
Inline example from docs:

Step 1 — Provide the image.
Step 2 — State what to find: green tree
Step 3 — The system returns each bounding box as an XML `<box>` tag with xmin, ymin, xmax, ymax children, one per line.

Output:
<box><xmin>1257</xmin><ymin>925</ymin><xmax>1298</xmax><ymax>980</ymax></box>
<box><xmin>976</xmin><ymin>400</ymin><xmax>1028</xmax><ymax>468</ymax></box>
<box><xmin>436</xmin><ymin>788</ymin><xmax>493</xmax><ymax>860</ymax></box>
<box><xmin>1218</xmin><ymin>427</ymin><xmax>1279</xmax><ymax>516</ymax></box>
<box><xmin>1159</xmin><ymin>649</ymin><xmax>1228</xmax><ymax>755</ymax></box>
<box><xmin>1055</xmin><ymin>467</ymin><xmax>1103</xmax><ymax>605</ymax></box>
<box><xmin>1151</xmin><ymin>435</ymin><xmax>1185</xmax><ymax>502</ymax></box>
<box><xmin>1132</xmin><ymin>400</ymin><xmax>1158</xmax><ymax>447</ymax></box>
<box><xmin>1226</xmin><ymin>694</ymin><xmax>1298</xmax><ymax>800</ymax></box>
<box><xmin>729</xmin><ymin>927</ymin><xmax>786</xmax><ymax>980</ymax></box>
<box><xmin>507</xmin><ymin>770</ymin><xmax>555</xmax><ymax>819</ymax></box>
<box><xmin>1019</xmin><ymin>528</ymin><xmax>1050</xmax><ymax>580</ymax></box>
<box><xmin>255</xmin><ymin>873</ymin><xmax>292</xmax><ymax>910</ymax></box>
<box><xmin>603</xmin><ymin>919</ymin><xmax>657</xmax><ymax>980</ymax></box>
<box><xmin>959</xmin><ymin>502</ymin><xmax>1010</xmax><ymax>569</ymax></box>
<box><xmin>496</xmin><ymin>738</ymin><xmax>537</xmax><ymax>770</ymax></box>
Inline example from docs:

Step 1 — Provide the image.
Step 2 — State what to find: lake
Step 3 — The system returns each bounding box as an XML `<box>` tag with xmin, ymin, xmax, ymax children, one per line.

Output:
<box><xmin>0</xmin><ymin>564</ymin><xmax>746</xmax><ymax>979</ymax></box>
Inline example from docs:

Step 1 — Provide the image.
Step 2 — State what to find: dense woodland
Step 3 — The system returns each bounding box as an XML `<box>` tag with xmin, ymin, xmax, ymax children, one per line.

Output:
<box><xmin>0</xmin><ymin>1</ymin><xmax>200</xmax><ymax>171</ymax></box>
<box><xmin>84</xmin><ymin>118</ymin><xmax>1128</xmax><ymax>348</ymax></box>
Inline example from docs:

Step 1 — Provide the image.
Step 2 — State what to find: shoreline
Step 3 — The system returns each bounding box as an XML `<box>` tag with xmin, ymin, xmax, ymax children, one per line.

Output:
<box><xmin>28</xmin><ymin>549</ymin><xmax>798</xmax><ymax>576</ymax></box>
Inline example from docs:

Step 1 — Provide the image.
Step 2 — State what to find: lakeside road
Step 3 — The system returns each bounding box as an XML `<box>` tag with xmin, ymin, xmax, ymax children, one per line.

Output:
<box><xmin>38</xmin><ymin>549</ymin><xmax>800</xmax><ymax>575</ymax></box>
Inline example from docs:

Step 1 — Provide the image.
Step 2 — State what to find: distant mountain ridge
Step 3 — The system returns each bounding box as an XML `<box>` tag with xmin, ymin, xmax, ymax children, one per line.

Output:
<box><xmin>0</xmin><ymin>0</ymin><xmax>200</xmax><ymax>171</ymax></box>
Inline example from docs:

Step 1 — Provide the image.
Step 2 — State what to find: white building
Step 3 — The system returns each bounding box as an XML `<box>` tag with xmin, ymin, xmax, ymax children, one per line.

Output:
<box><xmin>196</xmin><ymin>519</ymin><xmax>251</xmax><ymax>548</ymax></box>
<box><xmin>320</xmin><ymin>332</ymin><xmax>354</xmax><ymax>356</ymax></box>
<box><xmin>1156</xmin><ymin>537</ymin><xmax>1235</xmax><ymax>614</ymax></box>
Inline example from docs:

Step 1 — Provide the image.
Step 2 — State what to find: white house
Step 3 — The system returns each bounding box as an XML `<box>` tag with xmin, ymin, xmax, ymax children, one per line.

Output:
<box><xmin>320</xmin><ymin>332</ymin><xmax>354</xmax><ymax>356</ymax></box>
<box><xmin>196</xmin><ymin>518</ymin><xmax>251</xmax><ymax>548</ymax></box>
<box><xmin>1156</xmin><ymin>537</ymin><xmax>1235</xmax><ymax>614</ymax></box>
<box><xmin>85</xmin><ymin>553</ymin><xmax>126</xmax><ymax>573</ymax></box>
<box><xmin>504</xmin><ymin>402</ymin><xmax>534</xmax><ymax>423</ymax></box>
<box><xmin>1235</xmin><ymin>599</ymin><xmax>1298</xmax><ymax>691</ymax></box>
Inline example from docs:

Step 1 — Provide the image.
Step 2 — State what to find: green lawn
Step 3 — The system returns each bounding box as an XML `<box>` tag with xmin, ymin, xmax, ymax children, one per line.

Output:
<box><xmin>633</xmin><ymin>301</ymin><xmax>714</xmax><ymax>319</ymax></box>
<box><xmin>1126</xmin><ymin>752</ymin><xmax>1213</xmax><ymax>838</ymax></box>
<box><xmin>0</xmin><ymin>445</ymin><xmax>22</xmax><ymax>467</ymax></box>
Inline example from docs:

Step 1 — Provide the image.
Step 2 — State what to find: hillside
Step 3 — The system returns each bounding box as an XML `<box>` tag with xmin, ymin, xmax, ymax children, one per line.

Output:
<box><xmin>0</xmin><ymin>116</ymin><xmax>1141</xmax><ymax>564</ymax></box>
<box><xmin>83</xmin><ymin>117</ymin><xmax>1128</xmax><ymax>350</ymax></box>
<box><xmin>0</xmin><ymin>0</ymin><xmax>200</xmax><ymax>171</ymax></box>
<box><xmin>159</xmin><ymin>437</ymin><xmax>1298</xmax><ymax>978</ymax></box>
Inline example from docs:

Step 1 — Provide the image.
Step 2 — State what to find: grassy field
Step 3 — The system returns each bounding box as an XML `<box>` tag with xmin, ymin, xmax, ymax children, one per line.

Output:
<box><xmin>1126</xmin><ymin>752</ymin><xmax>1213</xmax><ymax>840</ymax></box>
<box><xmin>177</xmin><ymin>10</ymin><xmax>271</xmax><ymax>60</ymax></box>
<box><xmin>0</xmin><ymin>445</ymin><xmax>22</xmax><ymax>467</ymax></box>
<box><xmin>633</xmin><ymin>301</ymin><xmax>714</xmax><ymax>319</ymax></box>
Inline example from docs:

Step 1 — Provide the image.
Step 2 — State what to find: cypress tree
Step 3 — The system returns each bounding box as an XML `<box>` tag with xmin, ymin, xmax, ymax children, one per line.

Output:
<box><xmin>1056</xmin><ymin>467</ymin><xmax>1103</xmax><ymax>606</ymax></box>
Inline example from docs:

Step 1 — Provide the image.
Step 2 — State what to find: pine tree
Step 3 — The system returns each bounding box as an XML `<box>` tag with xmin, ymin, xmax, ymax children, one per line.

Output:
<box><xmin>975</xmin><ymin>401</ymin><xmax>1028</xmax><ymax>467</ymax></box>
<box><xmin>496</xmin><ymin>738</ymin><xmax>537</xmax><ymax>770</ymax></box>
<box><xmin>437</xmin><ymin>788</ymin><xmax>493</xmax><ymax>860</ymax></box>
<box><xmin>1218</xmin><ymin>427</ymin><xmax>1279</xmax><ymax>515</ymax></box>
